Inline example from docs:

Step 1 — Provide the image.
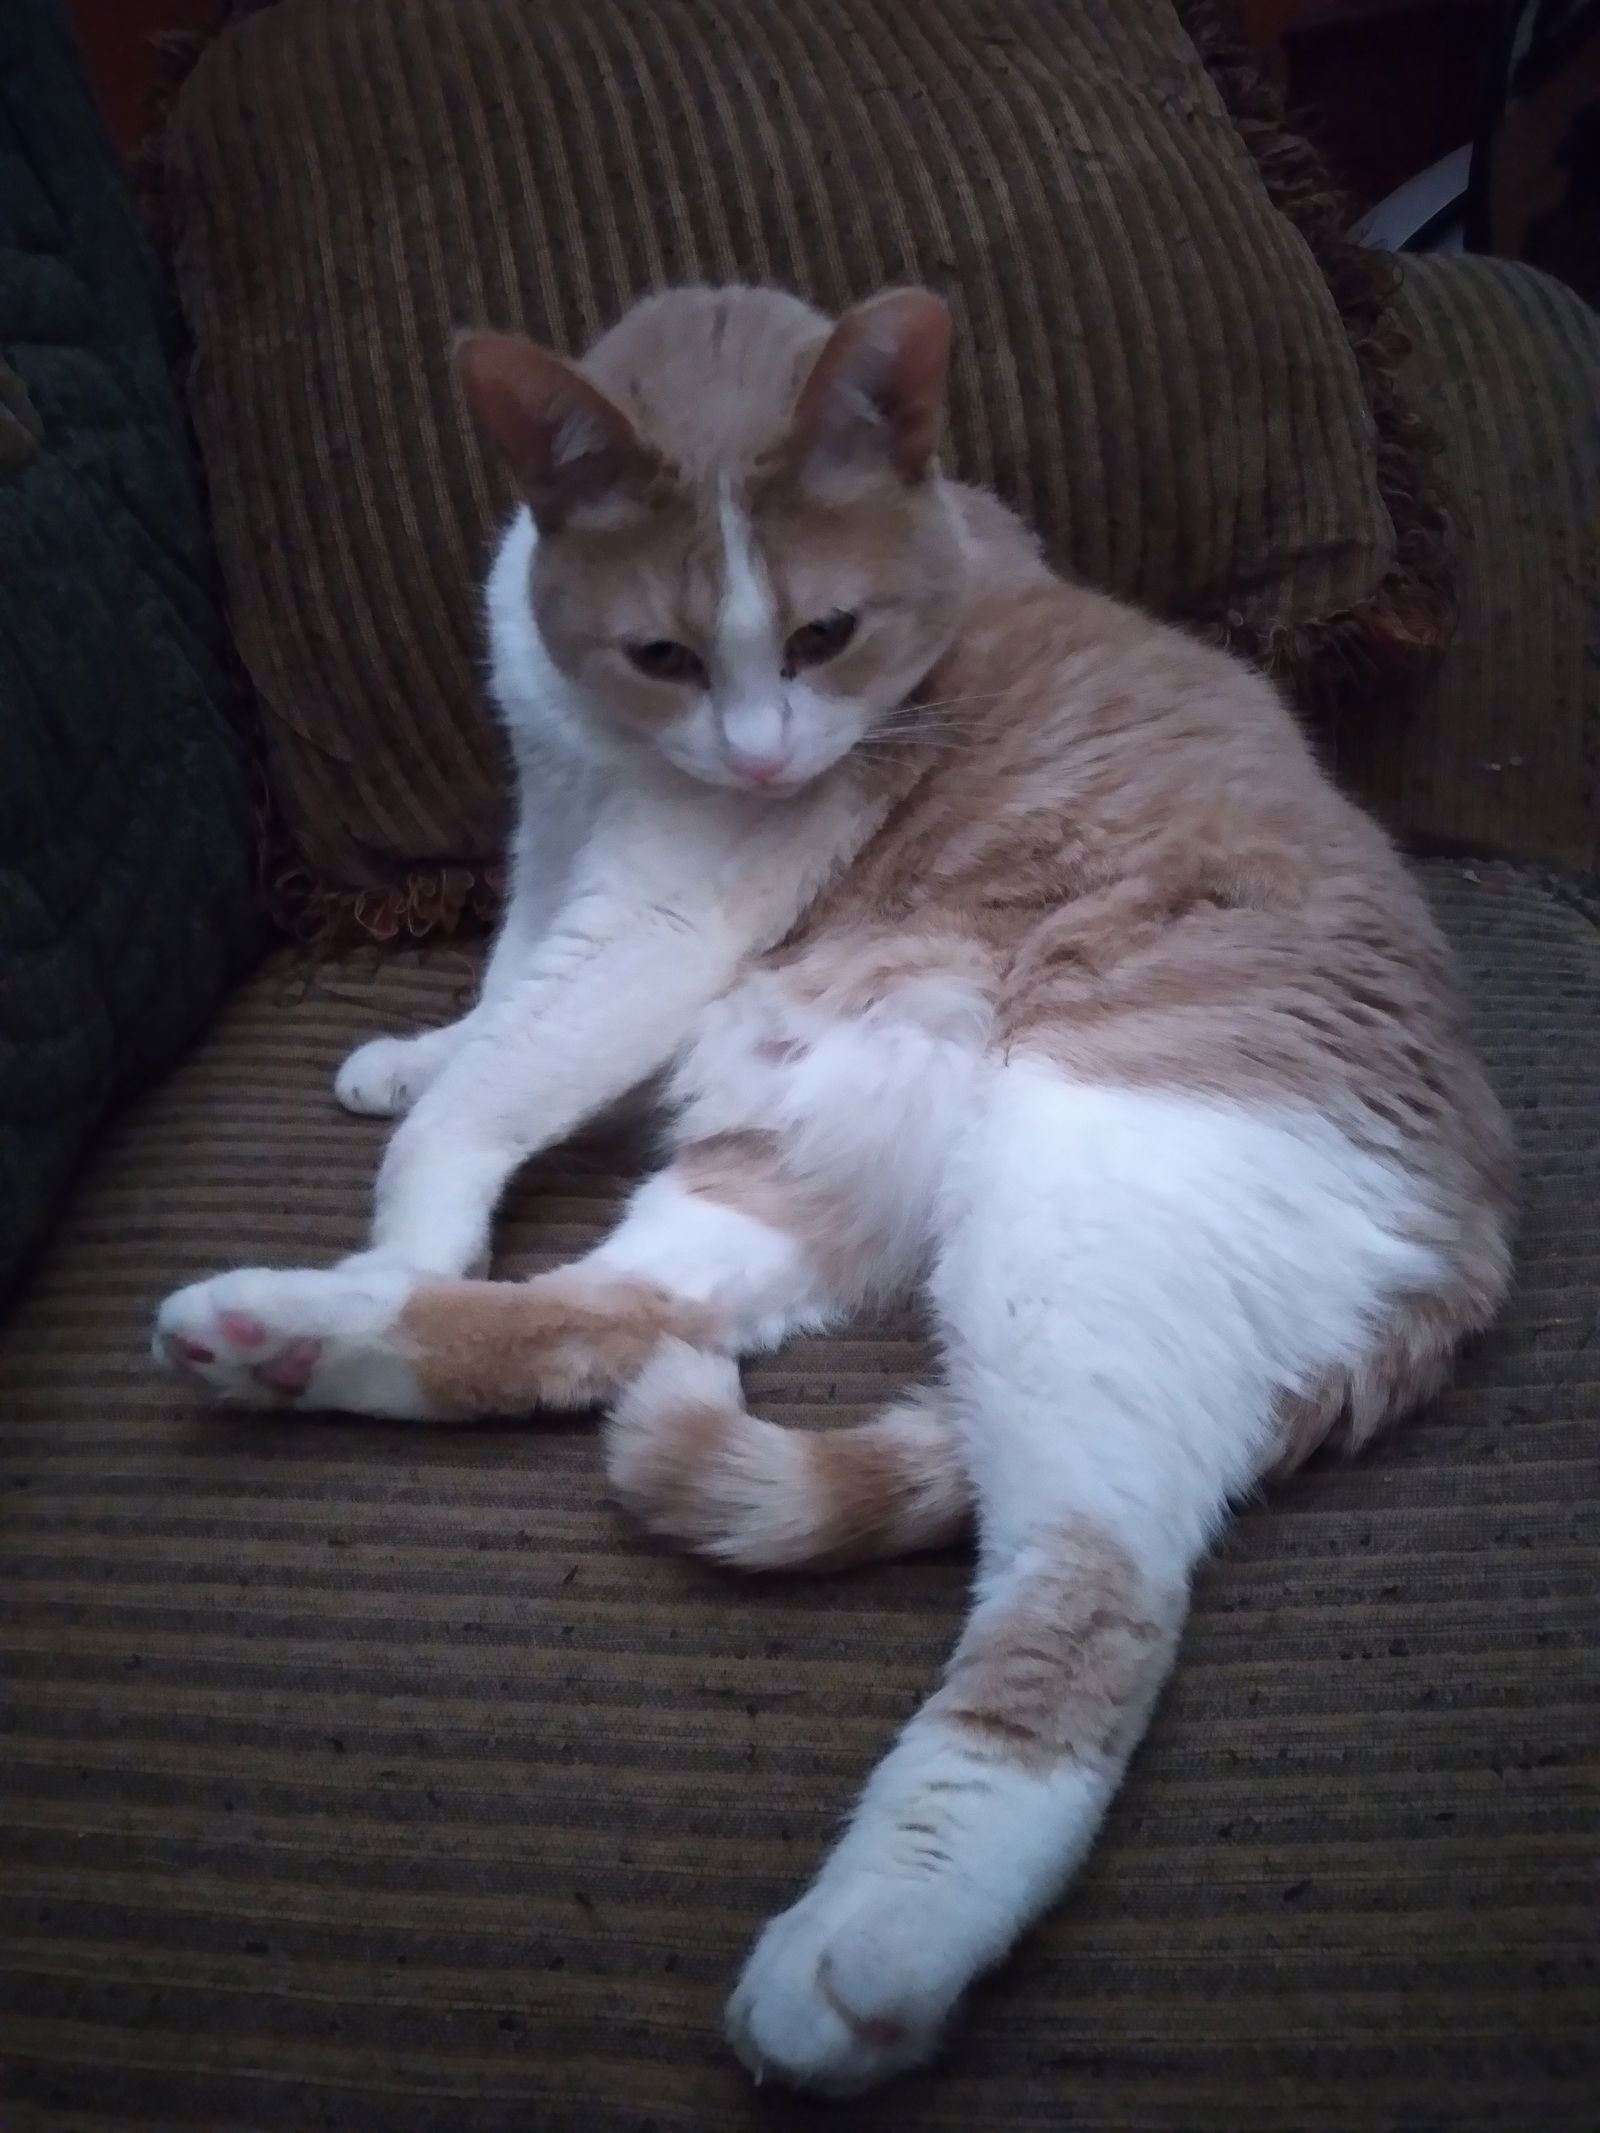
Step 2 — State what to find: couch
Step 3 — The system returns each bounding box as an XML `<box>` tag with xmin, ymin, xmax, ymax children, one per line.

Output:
<box><xmin>1</xmin><ymin>2</ymin><xmax>1595</xmax><ymax>2127</ymax></box>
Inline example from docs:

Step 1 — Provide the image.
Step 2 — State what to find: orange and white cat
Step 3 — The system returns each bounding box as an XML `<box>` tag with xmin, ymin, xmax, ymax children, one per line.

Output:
<box><xmin>154</xmin><ymin>286</ymin><xmax>1512</xmax><ymax>2094</ymax></box>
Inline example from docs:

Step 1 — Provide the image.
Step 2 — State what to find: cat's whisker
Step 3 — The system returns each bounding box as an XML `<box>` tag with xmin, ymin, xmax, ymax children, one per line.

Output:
<box><xmin>870</xmin><ymin>713</ymin><xmax>982</xmax><ymax>740</ymax></box>
<box><xmin>894</xmin><ymin>690</ymin><xmax>1010</xmax><ymax>716</ymax></box>
<box><xmin>855</xmin><ymin>736</ymin><xmax>968</xmax><ymax>757</ymax></box>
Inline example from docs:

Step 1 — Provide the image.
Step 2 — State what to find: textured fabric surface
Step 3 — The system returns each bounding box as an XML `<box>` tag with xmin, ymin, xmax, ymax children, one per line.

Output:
<box><xmin>165</xmin><ymin>0</ymin><xmax>1427</xmax><ymax>922</ymax></box>
<box><xmin>0</xmin><ymin>861</ymin><xmax>1594</xmax><ymax>2132</ymax></box>
<box><xmin>1345</xmin><ymin>257</ymin><xmax>1600</xmax><ymax>878</ymax></box>
<box><xmin>0</xmin><ymin>0</ymin><xmax>262</xmax><ymax>1303</ymax></box>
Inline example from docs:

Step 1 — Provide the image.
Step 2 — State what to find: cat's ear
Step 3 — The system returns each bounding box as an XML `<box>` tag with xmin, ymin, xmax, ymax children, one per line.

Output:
<box><xmin>453</xmin><ymin>329</ymin><xmax>661</xmax><ymax>531</ymax></box>
<box><xmin>787</xmin><ymin>289</ymin><xmax>951</xmax><ymax>491</ymax></box>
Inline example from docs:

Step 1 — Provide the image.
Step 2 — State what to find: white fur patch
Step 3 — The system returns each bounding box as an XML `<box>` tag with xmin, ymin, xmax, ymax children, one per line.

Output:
<box><xmin>715</xmin><ymin>483</ymin><xmax>779</xmax><ymax>661</ymax></box>
<box><xmin>713</xmin><ymin>483</ymin><xmax>787</xmax><ymax>768</ymax></box>
<box><xmin>933</xmin><ymin>1065</ymin><xmax>1444</xmax><ymax>1566</ymax></box>
<box><xmin>484</xmin><ymin>508</ymin><xmax>556</xmax><ymax>736</ymax></box>
<box><xmin>671</xmin><ymin>968</ymin><xmax>994</xmax><ymax>1298</ymax></box>
<box><xmin>590</xmin><ymin>1173</ymin><xmax>835</xmax><ymax>1350</ymax></box>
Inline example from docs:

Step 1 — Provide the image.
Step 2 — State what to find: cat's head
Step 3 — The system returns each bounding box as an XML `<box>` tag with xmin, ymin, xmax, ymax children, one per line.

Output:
<box><xmin>456</xmin><ymin>286</ymin><xmax>964</xmax><ymax>795</ymax></box>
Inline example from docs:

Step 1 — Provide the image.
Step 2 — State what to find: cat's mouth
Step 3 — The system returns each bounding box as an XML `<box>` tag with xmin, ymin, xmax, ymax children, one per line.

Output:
<box><xmin>684</xmin><ymin>753</ymin><xmax>821</xmax><ymax>800</ymax></box>
<box><xmin>731</xmin><ymin>767</ymin><xmax>807</xmax><ymax>798</ymax></box>
<box><xmin>728</xmin><ymin>757</ymin><xmax>798</xmax><ymax>794</ymax></box>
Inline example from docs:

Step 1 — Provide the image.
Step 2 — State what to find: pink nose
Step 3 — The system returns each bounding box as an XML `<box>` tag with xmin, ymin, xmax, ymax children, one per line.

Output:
<box><xmin>727</xmin><ymin>748</ymin><xmax>789</xmax><ymax>788</ymax></box>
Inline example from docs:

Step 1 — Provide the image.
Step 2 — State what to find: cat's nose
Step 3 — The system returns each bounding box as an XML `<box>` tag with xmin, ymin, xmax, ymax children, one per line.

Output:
<box><xmin>726</xmin><ymin>746</ymin><xmax>791</xmax><ymax>789</ymax></box>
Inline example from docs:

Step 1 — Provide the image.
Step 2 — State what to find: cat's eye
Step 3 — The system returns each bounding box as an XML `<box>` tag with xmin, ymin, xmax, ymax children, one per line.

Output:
<box><xmin>784</xmin><ymin>611</ymin><xmax>857</xmax><ymax>671</ymax></box>
<box><xmin>626</xmin><ymin>639</ymin><xmax>707</xmax><ymax>685</ymax></box>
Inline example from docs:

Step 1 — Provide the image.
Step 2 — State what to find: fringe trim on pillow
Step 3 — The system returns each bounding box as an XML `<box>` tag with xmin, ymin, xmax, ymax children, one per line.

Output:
<box><xmin>265</xmin><ymin>859</ymin><xmax>507</xmax><ymax>955</ymax></box>
<box><xmin>1174</xmin><ymin>0</ymin><xmax>1457</xmax><ymax>734</ymax></box>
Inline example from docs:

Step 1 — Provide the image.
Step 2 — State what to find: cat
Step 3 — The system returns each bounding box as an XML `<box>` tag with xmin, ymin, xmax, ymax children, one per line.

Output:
<box><xmin>153</xmin><ymin>284</ymin><xmax>1514</xmax><ymax>2094</ymax></box>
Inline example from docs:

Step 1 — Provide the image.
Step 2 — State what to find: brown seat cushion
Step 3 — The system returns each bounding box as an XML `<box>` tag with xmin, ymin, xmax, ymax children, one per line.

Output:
<box><xmin>166</xmin><ymin>0</ymin><xmax>1443</xmax><ymax>933</ymax></box>
<box><xmin>0</xmin><ymin>860</ymin><xmax>1594</xmax><ymax>2131</ymax></box>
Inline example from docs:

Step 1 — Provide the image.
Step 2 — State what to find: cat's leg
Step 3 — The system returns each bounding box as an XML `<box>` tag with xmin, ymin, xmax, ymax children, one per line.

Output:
<box><xmin>161</xmin><ymin>781</ymin><xmax>885</xmax><ymax>1399</ymax></box>
<box><xmin>349</xmin><ymin>946</ymin><xmax>695</xmax><ymax>1284</ymax></box>
<box><xmin>157</xmin><ymin>792</ymin><xmax>882</xmax><ymax>1386</ymax></box>
<box><xmin>154</xmin><ymin>1140</ymin><xmax>861</xmax><ymax>1417</ymax></box>
<box><xmin>726</xmin><ymin>1063</ymin><xmax>1449</xmax><ymax>2094</ymax></box>
<box><xmin>332</xmin><ymin>780</ymin><xmax>876</xmax><ymax>1274</ymax></box>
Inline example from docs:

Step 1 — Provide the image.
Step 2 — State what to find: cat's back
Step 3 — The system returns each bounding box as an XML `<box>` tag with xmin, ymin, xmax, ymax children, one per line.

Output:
<box><xmin>838</xmin><ymin>552</ymin><xmax>1385</xmax><ymax>942</ymax></box>
<box><xmin>796</xmin><ymin>541</ymin><xmax>1506</xmax><ymax>1195</ymax></box>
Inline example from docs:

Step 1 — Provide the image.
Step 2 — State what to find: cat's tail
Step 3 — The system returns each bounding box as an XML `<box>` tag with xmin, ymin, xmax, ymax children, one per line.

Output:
<box><xmin>606</xmin><ymin>1341</ymin><xmax>970</xmax><ymax>1572</ymax></box>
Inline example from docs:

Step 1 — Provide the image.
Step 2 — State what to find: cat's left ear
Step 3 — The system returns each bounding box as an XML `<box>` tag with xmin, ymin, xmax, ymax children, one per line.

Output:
<box><xmin>787</xmin><ymin>288</ymin><xmax>951</xmax><ymax>491</ymax></box>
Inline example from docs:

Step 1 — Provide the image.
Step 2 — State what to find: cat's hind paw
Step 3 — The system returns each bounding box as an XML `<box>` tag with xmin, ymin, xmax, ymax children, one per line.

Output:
<box><xmin>726</xmin><ymin>1874</ymin><xmax>962</xmax><ymax>2095</ymax></box>
<box><xmin>153</xmin><ymin>1264</ymin><xmax>434</xmax><ymax>1417</ymax></box>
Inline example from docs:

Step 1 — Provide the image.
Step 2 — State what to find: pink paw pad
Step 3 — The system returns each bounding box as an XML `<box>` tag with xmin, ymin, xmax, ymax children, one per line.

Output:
<box><xmin>855</xmin><ymin>2018</ymin><xmax>909</xmax><ymax>2051</ymax></box>
<box><xmin>173</xmin><ymin>1337</ymin><xmax>215</xmax><ymax>1368</ymax></box>
<box><xmin>253</xmin><ymin>1338</ymin><xmax>324</xmax><ymax>1396</ymax></box>
<box><xmin>219</xmin><ymin>1311</ymin><xmax>266</xmax><ymax>1349</ymax></box>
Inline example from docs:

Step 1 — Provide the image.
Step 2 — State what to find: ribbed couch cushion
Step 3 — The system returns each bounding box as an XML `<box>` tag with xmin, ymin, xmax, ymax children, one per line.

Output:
<box><xmin>0</xmin><ymin>861</ymin><xmax>1593</xmax><ymax>2131</ymax></box>
<box><xmin>1343</xmin><ymin>256</ymin><xmax>1600</xmax><ymax>878</ymax></box>
<box><xmin>165</xmin><ymin>0</ymin><xmax>1443</xmax><ymax>930</ymax></box>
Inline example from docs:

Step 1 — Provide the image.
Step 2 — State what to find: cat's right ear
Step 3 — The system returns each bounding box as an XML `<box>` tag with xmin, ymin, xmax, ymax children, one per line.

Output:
<box><xmin>453</xmin><ymin>330</ymin><xmax>660</xmax><ymax>532</ymax></box>
<box><xmin>786</xmin><ymin>288</ymin><xmax>951</xmax><ymax>495</ymax></box>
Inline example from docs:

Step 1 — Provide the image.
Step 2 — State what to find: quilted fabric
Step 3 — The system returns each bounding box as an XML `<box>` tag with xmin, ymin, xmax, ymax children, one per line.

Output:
<box><xmin>0</xmin><ymin>0</ymin><xmax>262</xmax><ymax>1302</ymax></box>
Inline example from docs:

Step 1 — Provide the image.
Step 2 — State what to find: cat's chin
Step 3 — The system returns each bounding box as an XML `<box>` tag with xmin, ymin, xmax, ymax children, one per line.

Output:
<box><xmin>660</xmin><ymin>757</ymin><xmax>828</xmax><ymax>801</ymax></box>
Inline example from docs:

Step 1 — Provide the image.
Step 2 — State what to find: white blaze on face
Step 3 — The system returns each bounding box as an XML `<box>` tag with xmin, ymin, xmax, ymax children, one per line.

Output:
<box><xmin>713</xmin><ymin>482</ymin><xmax>788</xmax><ymax>775</ymax></box>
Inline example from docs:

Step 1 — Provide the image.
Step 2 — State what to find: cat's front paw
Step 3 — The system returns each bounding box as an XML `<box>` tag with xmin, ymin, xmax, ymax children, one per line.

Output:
<box><xmin>153</xmin><ymin>1263</ymin><xmax>434</xmax><ymax>1417</ymax></box>
<box><xmin>726</xmin><ymin>1874</ymin><xmax>963</xmax><ymax>2095</ymax></box>
<box><xmin>334</xmin><ymin>1034</ymin><xmax>440</xmax><ymax>1118</ymax></box>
